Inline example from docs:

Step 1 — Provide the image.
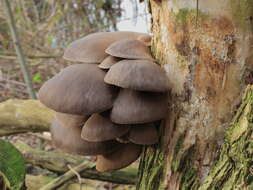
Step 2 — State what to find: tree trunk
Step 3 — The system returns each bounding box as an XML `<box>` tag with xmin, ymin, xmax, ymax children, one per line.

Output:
<box><xmin>137</xmin><ymin>1</ymin><xmax>253</xmax><ymax>189</ymax></box>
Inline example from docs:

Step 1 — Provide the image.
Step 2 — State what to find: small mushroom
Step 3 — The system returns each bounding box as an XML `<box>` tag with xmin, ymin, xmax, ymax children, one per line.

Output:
<box><xmin>51</xmin><ymin>118</ymin><xmax>120</xmax><ymax>155</ymax></box>
<box><xmin>104</xmin><ymin>60</ymin><xmax>170</xmax><ymax>92</ymax></box>
<box><xmin>55</xmin><ymin>112</ymin><xmax>89</xmax><ymax>128</ymax></box>
<box><xmin>111</xmin><ymin>89</ymin><xmax>168</xmax><ymax>124</ymax></box>
<box><xmin>105</xmin><ymin>39</ymin><xmax>154</xmax><ymax>60</ymax></box>
<box><xmin>63</xmin><ymin>31</ymin><xmax>149</xmax><ymax>63</ymax></box>
<box><xmin>96</xmin><ymin>143</ymin><xmax>142</xmax><ymax>171</ymax></box>
<box><xmin>128</xmin><ymin>124</ymin><xmax>159</xmax><ymax>145</ymax></box>
<box><xmin>38</xmin><ymin>64</ymin><xmax>118</xmax><ymax>115</ymax></box>
<box><xmin>98</xmin><ymin>56</ymin><xmax>121</xmax><ymax>70</ymax></box>
<box><xmin>81</xmin><ymin>113</ymin><xmax>130</xmax><ymax>142</ymax></box>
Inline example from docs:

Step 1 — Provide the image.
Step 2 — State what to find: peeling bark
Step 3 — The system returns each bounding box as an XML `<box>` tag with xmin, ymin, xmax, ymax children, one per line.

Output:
<box><xmin>137</xmin><ymin>1</ymin><xmax>253</xmax><ymax>189</ymax></box>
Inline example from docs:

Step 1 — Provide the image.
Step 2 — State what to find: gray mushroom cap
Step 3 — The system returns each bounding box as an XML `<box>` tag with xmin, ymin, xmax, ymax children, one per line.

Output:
<box><xmin>63</xmin><ymin>31</ymin><xmax>149</xmax><ymax>63</ymax></box>
<box><xmin>104</xmin><ymin>60</ymin><xmax>170</xmax><ymax>92</ymax></box>
<box><xmin>81</xmin><ymin>113</ymin><xmax>130</xmax><ymax>142</ymax></box>
<box><xmin>55</xmin><ymin>112</ymin><xmax>89</xmax><ymax>128</ymax></box>
<box><xmin>111</xmin><ymin>89</ymin><xmax>168</xmax><ymax>124</ymax></box>
<box><xmin>51</xmin><ymin>118</ymin><xmax>120</xmax><ymax>156</ymax></box>
<box><xmin>98</xmin><ymin>56</ymin><xmax>121</xmax><ymax>70</ymax></box>
<box><xmin>128</xmin><ymin>124</ymin><xmax>159</xmax><ymax>145</ymax></box>
<box><xmin>38</xmin><ymin>64</ymin><xmax>118</xmax><ymax>115</ymax></box>
<box><xmin>105</xmin><ymin>39</ymin><xmax>154</xmax><ymax>60</ymax></box>
<box><xmin>96</xmin><ymin>143</ymin><xmax>142</xmax><ymax>172</ymax></box>
<box><xmin>137</xmin><ymin>34</ymin><xmax>152</xmax><ymax>46</ymax></box>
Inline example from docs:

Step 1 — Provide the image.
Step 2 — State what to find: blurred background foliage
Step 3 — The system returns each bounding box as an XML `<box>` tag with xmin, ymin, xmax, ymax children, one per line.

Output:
<box><xmin>0</xmin><ymin>0</ymin><xmax>146</xmax><ymax>101</ymax></box>
<box><xmin>0</xmin><ymin>1</ymin><xmax>147</xmax><ymax>189</ymax></box>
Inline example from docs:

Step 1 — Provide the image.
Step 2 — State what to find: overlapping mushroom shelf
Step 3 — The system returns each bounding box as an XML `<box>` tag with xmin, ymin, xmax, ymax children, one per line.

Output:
<box><xmin>38</xmin><ymin>31</ymin><xmax>170</xmax><ymax>172</ymax></box>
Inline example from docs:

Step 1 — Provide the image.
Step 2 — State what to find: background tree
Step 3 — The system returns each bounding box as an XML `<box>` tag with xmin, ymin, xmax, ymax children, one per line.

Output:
<box><xmin>0</xmin><ymin>0</ymin><xmax>123</xmax><ymax>101</ymax></box>
<box><xmin>137</xmin><ymin>0</ymin><xmax>253</xmax><ymax>189</ymax></box>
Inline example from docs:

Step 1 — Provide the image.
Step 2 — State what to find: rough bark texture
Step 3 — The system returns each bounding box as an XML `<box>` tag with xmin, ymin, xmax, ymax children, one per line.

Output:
<box><xmin>137</xmin><ymin>1</ymin><xmax>253</xmax><ymax>189</ymax></box>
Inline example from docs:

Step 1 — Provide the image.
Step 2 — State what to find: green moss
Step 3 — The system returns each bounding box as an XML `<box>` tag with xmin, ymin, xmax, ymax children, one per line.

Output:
<box><xmin>180</xmin><ymin>167</ymin><xmax>198</xmax><ymax>190</ymax></box>
<box><xmin>176</xmin><ymin>55</ymin><xmax>191</xmax><ymax>69</ymax></box>
<box><xmin>173</xmin><ymin>8</ymin><xmax>207</xmax><ymax>25</ymax></box>
<box><xmin>231</xmin><ymin>0</ymin><xmax>253</xmax><ymax>31</ymax></box>
<box><xmin>171</xmin><ymin>134</ymin><xmax>184</xmax><ymax>172</ymax></box>
<box><xmin>137</xmin><ymin>123</ymin><xmax>199</xmax><ymax>190</ymax></box>
<box><xmin>199</xmin><ymin>86</ymin><xmax>253</xmax><ymax>190</ymax></box>
<box><xmin>175</xmin><ymin>8</ymin><xmax>190</xmax><ymax>23</ymax></box>
<box><xmin>137</xmin><ymin>144</ymin><xmax>166</xmax><ymax>190</ymax></box>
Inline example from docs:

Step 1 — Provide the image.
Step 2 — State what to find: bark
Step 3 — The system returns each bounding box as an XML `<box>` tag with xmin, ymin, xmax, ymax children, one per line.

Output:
<box><xmin>137</xmin><ymin>1</ymin><xmax>253</xmax><ymax>189</ymax></box>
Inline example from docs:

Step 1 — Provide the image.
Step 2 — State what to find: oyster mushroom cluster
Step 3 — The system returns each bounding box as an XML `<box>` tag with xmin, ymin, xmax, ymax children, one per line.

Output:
<box><xmin>38</xmin><ymin>31</ymin><xmax>170</xmax><ymax>172</ymax></box>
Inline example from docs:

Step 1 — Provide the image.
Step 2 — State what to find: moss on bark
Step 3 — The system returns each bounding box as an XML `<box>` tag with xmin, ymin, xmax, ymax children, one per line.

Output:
<box><xmin>137</xmin><ymin>86</ymin><xmax>253</xmax><ymax>190</ymax></box>
<box><xmin>199</xmin><ymin>86</ymin><xmax>253</xmax><ymax>190</ymax></box>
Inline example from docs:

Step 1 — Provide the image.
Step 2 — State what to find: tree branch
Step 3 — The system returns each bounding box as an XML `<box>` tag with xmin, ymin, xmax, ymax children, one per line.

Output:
<box><xmin>0</xmin><ymin>99</ymin><xmax>53</xmax><ymax>136</ymax></box>
<box><xmin>14</xmin><ymin>141</ymin><xmax>137</xmax><ymax>185</ymax></box>
<box><xmin>0</xmin><ymin>53</ymin><xmax>61</xmax><ymax>60</ymax></box>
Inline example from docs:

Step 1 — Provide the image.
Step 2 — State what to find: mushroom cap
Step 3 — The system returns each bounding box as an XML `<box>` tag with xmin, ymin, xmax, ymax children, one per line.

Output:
<box><xmin>51</xmin><ymin>118</ymin><xmax>120</xmax><ymax>156</ymax></box>
<box><xmin>55</xmin><ymin>112</ymin><xmax>89</xmax><ymax>128</ymax></box>
<box><xmin>105</xmin><ymin>39</ymin><xmax>154</xmax><ymax>60</ymax></box>
<box><xmin>98</xmin><ymin>56</ymin><xmax>121</xmax><ymax>70</ymax></box>
<box><xmin>104</xmin><ymin>60</ymin><xmax>170</xmax><ymax>92</ymax></box>
<box><xmin>81</xmin><ymin>113</ymin><xmax>130</xmax><ymax>142</ymax></box>
<box><xmin>116</xmin><ymin>135</ymin><xmax>130</xmax><ymax>144</ymax></box>
<box><xmin>38</xmin><ymin>64</ymin><xmax>118</xmax><ymax>115</ymax></box>
<box><xmin>128</xmin><ymin>124</ymin><xmax>159</xmax><ymax>145</ymax></box>
<box><xmin>96</xmin><ymin>143</ymin><xmax>142</xmax><ymax>171</ymax></box>
<box><xmin>63</xmin><ymin>31</ymin><xmax>148</xmax><ymax>63</ymax></box>
<box><xmin>111</xmin><ymin>89</ymin><xmax>168</xmax><ymax>124</ymax></box>
<box><xmin>137</xmin><ymin>34</ymin><xmax>152</xmax><ymax>46</ymax></box>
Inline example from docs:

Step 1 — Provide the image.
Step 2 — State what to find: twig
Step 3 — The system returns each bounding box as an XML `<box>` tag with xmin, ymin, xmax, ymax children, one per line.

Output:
<box><xmin>1</xmin><ymin>53</ymin><xmax>62</xmax><ymax>59</ymax></box>
<box><xmin>68</xmin><ymin>164</ymin><xmax>83</xmax><ymax>190</ymax></box>
<box><xmin>0</xmin><ymin>83</ymin><xmax>28</xmax><ymax>94</ymax></box>
<box><xmin>39</xmin><ymin>162</ymin><xmax>95</xmax><ymax>190</ymax></box>
<box><xmin>0</xmin><ymin>78</ymin><xmax>27</xmax><ymax>86</ymax></box>
<box><xmin>3</xmin><ymin>0</ymin><xmax>36</xmax><ymax>99</ymax></box>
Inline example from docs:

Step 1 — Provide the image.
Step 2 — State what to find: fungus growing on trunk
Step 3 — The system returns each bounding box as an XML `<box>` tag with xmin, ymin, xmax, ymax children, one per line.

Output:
<box><xmin>55</xmin><ymin>112</ymin><xmax>88</xmax><ymax>128</ymax></box>
<box><xmin>110</xmin><ymin>89</ymin><xmax>168</xmax><ymax>124</ymax></box>
<box><xmin>51</xmin><ymin>118</ymin><xmax>119</xmax><ymax>156</ymax></box>
<box><xmin>98</xmin><ymin>56</ymin><xmax>122</xmax><ymax>70</ymax></box>
<box><xmin>38</xmin><ymin>31</ymin><xmax>169</xmax><ymax>172</ymax></box>
<box><xmin>81</xmin><ymin>113</ymin><xmax>130</xmax><ymax>142</ymax></box>
<box><xmin>104</xmin><ymin>59</ymin><xmax>170</xmax><ymax>92</ymax></box>
<box><xmin>63</xmin><ymin>31</ymin><xmax>149</xmax><ymax>63</ymax></box>
<box><xmin>105</xmin><ymin>39</ymin><xmax>154</xmax><ymax>60</ymax></box>
<box><xmin>38</xmin><ymin>63</ymin><xmax>117</xmax><ymax>115</ymax></box>
<box><xmin>128</xmin><ymin>123</ymin><xmax>159</xmax><ymax>145</ymax></box>
<box><xmin>96</xmin><ymin>143</ymin><xmax>142</xmax><ymax>172</ymax></box>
